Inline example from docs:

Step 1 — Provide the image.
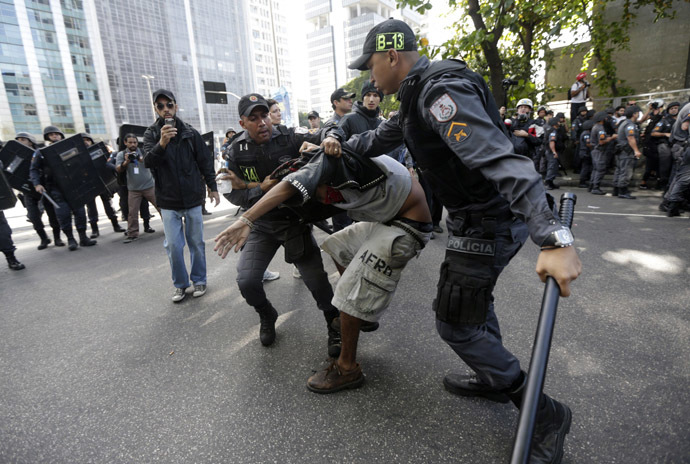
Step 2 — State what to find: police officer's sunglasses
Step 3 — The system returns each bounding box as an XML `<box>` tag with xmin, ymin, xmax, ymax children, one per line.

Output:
<box><xmin>156</xmin><ymin>102</ymin><xmax>175</xmax><ymax>110</ymax></box>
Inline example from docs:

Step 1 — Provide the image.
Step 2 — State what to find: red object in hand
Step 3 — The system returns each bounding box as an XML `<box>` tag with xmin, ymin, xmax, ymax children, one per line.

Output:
<box><xmin>528</xmin><ymin>127</ymin><xmax>537</xmax><ymax>137</ymax></box>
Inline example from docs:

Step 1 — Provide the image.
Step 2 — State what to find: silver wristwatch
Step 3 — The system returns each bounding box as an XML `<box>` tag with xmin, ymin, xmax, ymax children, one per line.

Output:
<box><xmin>541</xmin><ymin>226</ymin><xmax>574</xmax><ymax>249</ymax></box>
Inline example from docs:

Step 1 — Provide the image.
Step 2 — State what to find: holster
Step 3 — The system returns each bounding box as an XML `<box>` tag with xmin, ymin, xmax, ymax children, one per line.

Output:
<box><xmin>283</xmin><ymin>223</ymin><xmax>317</xmax><ymax>264</ymax></box>
<box><xmin>433</xmin><ymin>252</ymin><xmax>494</xmax><ymax>325</ymax></box>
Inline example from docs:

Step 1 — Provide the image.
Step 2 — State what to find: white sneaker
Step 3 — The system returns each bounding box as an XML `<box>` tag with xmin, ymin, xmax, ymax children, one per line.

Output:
<box><xmin>192</xmin><ymin>284</ymin><xmax>207</xmax><ymax>298</ymax></box>
<box><xmin>292</xmin><ymin>265</ymin><xmax>302</xmax><ymax>279</ymax></box>
<box><xmin>172</xmin><ymin>287</ymin><xmax>187</xmax><ymax>302</ymax></box>
<box><xmin>262</xmin><ymin>270</ymin><xmax>280</xmax><ymax>282</ymax></box>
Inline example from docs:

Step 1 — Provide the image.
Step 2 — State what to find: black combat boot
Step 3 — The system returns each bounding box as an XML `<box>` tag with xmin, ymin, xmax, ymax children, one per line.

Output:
<box><xmin>78</xmin><ymin>229</ymin><xmax>97</xmax><ymax>247</ymax></box>
<box><xmin>667</xmin><ymin>202</ymin><xmax>681</xmax><ymax>217</ymax></box>
<box><xmin>618</xmin><ymin>187</ymin><xmax>636</xmax><ymax>199</ymax></box>
<box><xmin>257</xmin><ymin>303</ymin><xmax>278</xmax><ymax>346</ymax></box>
<box><xmin>89</xmin><ymin>221</ymin><xmax>99</xmax><ymax>238</ymax></box>
<box><xmin>325</xmin><ymin>311</ymin><xmax>342</xmax><ymax>358</ymax></box>
<box><xmin>590</xmin><ymin>185</ymin><xmax>605</xmax><ymax>195</ymax></box>
<box><xmin>505</xmin><ymin>371</ymin><xmax>572</xmax><ymax>464</ymax></box>
<box><xmin>53</xmin><ymin>230</ymin><xmax>65</xmax><ymax>247</ymax></box>
<box><xmin>143</xmin><ymin>220</ymin><xmax>155</xmax><ymax>233</ymax></box>
<box><xmin>111</xmin><ymin>217</ymin><xmax>125</xmax><ymax>233</ymax></box>
<box><xmin>443</xmin><ymin>373</ymin><xmax>510</xmax><ymax>403</ymax></box>
<box><xmin>37</xmin><ymin>229</ymin><xmax>51</xmax><ymax>250</ymax></box>
<box><xmin>612</xmin><ymin>186</ymin><xmax>619</xmax><ymax>197</ymax></box>
<box><xmin>62</xmin><ymin>229</ymin><xmax>78</xmax><ymax>251</ymax></box>
<box><xmin>6</xmin><ymin>253</ymin><xmax>26</xmax><ymax>271</ymax></box>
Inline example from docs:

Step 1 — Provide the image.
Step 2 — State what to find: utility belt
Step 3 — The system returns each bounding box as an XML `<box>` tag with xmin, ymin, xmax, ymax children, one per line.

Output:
<box><xmin>386</xmin><ymin>217</ymin><xmax>433</xmax><ymax>250</ymax></box>
<box><xmin>448</xmin><ymin>207</ymin><xmax>515</xmax><ymax>241</ymax></box>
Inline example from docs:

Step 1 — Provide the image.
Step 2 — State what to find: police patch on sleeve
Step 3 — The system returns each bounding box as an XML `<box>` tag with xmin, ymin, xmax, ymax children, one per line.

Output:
<box><xmin>429</xmin><ymin>93</ymin><xmax>458</xmax><ymax>122</ymax></box>
<box><xmin>446</xmin><ymin>122</ymin><xmax>471</xmax><ymax>144</ymax></box>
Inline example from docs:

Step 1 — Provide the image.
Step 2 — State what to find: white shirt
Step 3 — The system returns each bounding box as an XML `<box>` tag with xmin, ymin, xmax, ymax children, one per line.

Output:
<box><xmin>570</xmin><ymin>82</ymin><xmax>587</xmax><ymax>103</ymax></box>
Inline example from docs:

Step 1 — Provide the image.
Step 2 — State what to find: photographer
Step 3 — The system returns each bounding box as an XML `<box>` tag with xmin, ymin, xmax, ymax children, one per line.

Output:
<box><xmin>116</xmin><ymin>134</ymin><xmax>158</xmax><ymax>243</ymax></box>
<box><xmin>569</xmin><ymin>72</ymin><xmax>590</xmax><ymax>124</ymax></box>
<box><xmin>509</xmin><ymin>98</ymin><xmax>541</xmax><ymax>161</ymax></box>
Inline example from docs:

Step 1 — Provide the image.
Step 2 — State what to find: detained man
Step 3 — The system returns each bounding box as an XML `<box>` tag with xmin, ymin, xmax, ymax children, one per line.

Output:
<box><xmin>214</xmin><ymin>145</ymin><xmax>432</xmax><ymax>393</ymax></box>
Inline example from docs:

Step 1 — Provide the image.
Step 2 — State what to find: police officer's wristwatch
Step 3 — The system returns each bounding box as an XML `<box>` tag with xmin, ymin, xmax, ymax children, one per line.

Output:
<box><xmin>540</xmin><ymin>226</ymin><xmax>574</xmax><ymax>250</ymax></box>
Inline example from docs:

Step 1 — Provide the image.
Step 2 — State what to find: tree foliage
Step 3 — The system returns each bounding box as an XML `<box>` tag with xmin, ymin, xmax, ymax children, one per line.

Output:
<box><xmin>397</xmin><ymin>0</ymin><xmax>681</xmax><ymax>105</ymax></box>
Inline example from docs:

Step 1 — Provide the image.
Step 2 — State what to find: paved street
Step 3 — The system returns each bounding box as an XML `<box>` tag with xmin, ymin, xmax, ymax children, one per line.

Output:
<box><xmin>1</xmin><ymin>189</ymin><xmax>689</xmax><ymax>463</ymax></box>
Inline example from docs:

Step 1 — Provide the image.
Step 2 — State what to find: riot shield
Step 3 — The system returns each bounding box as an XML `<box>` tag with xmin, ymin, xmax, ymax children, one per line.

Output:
<box><xmin>118</xmin><ymin>124</ymin><xmax>148</xmax><ymax>152</ymax></box>
<box><xmin>202</xmin><ymin>131</ymin><xmax>214</xmax><ymax>157</ymax></box>
<box><xmin>88</xmin><ymin>142</ymin><xmax>118</xmax><ymax>195</ymax></box>
<box><xmin>0</xmin><ymin>170</ymin><xmax>17</xmax><ymax>211</ymax></box>
<box><xmin>0</xmin><ymin>140</ymin><xmax>40</xmax><ymax>199</ymax></box>
<box><xmin>40</xmin><ymin>134</ymin><xmax>103</xmax><ymax>210</ymax></box>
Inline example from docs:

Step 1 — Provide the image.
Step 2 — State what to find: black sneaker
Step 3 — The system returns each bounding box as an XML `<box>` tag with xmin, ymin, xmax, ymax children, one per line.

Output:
<box><xmin>327</xmin><ymin>326</ymin><xmax>341</xmax><ymax>358</ymax></box>
<box><xmin>433</xmin><ymin>224</ymin><xmax>443</xmax><ymax>234</ymax></box>
<box><xmin>529</xmin><ymin>395</ymin><xmax>572</xmax><ymax>464</ymax></box>
<box><xmin>638</xmin><ymin>184</ymin><xmax>649</xmax><ymax>190</ymax></box>
<box><xmin>443</xmin><ymin>373</ymin><xmax>510</xmax><ymax>403</ymax></box>
<box><xmin>144</xmin><ymin>226</ymin><xmax>155</xmax><ymax>233</ymax></box>
<box><xmin>330</xmin><ymin>317</ymin><xmax>379</xmax><ymax>333</ymax></box>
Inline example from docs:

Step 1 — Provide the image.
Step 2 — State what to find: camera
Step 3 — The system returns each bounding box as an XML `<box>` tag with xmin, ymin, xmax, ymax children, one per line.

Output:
<box><xmin>502</xmin><ymin>78</ymin><xmax>519</xmax><ymax>88</ymax></box>
<box><xmin>127</xmin><ymin>152</ymin><xmax>137</xmax><ymax>161</ymax></box>
<box><xmin>650</xmin><ymin>102</ymin><xmax>659</xmax><ymax>109</ymax></box>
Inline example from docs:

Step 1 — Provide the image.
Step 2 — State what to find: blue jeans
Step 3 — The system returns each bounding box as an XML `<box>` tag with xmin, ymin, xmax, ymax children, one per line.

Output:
<box><xmin>161</xmin><ymin>206</ymin><xmax>206</xmax><ymax>289</ymax></box>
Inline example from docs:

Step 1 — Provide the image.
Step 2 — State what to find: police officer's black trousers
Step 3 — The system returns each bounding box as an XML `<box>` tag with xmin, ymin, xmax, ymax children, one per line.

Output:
<box><xmin>642</xmin><ymin>144</ymin><xmax>659</xmax><ymax>182</ymax></box>
<box><xmin>614</xmin><ymin>152</ymin><xmax>635</xmax><ymax>188</ymax></box>
<box><xmin>579</xmin><ymin>155</ymin><xmax>593</xmax><ymax>185</ymax></box>
<box><xmin>236</xmin><ymin>229</ymin><xmax>338</xmax><ymax>321</ymax></box>
<box><xmin>435</xmin><ymin>219</ymin><xmax>529</xmax><ymax>390</ymax></box>
<box><xmin>657</xmin><ymin>143</ymin><xmax>673</xmax><ymax>189</ymax></box>
<box><xmin>86</xmin><ymin>192</ymin><xmax>118</xmax><ymax>224</ymax></box>
<box><xmin>25</xmin><ymin>194</ymin><xmax>60</xmax><ymax>235</ymax></box>
<box><xmin>545</xmin><ymin>151</ymin><xmax>559</xmax><ymax>182</ymax></box>
<box><xmin>50</xmin><ymin>188</ymin><xmax>87</xmax><ymax>233</ymax></box>
<box><xmin>0</xmin><ymin>211</ymin><xmax>15</xmax><ymax>255</ymax></box>
<box><xmin>590</xmin><ymin>148</ymin><xmax>607</xmax><ymax>187</ymax></box>
<box><xmin>665</xmin><ymin>164</ymin><xmax>690</xmax><ymax>204</ymax></box>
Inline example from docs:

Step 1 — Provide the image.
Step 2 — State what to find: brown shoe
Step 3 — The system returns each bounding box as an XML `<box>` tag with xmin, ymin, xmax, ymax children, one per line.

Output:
<box><xmin>307</xmin><ymin>360</ymin><xmax>365</xmax><ymax>394</ymax></box>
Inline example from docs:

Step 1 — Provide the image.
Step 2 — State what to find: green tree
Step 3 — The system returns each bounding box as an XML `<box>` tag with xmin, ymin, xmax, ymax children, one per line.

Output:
<box><xmin>298</xmin><ymin>111</ymin><xmax>309</xmax><ymax>127</ymax></box>
<box><xmin>342</xmin><ymin>71</ymin><xmax>400</xmax><ymax>118</ymax></box>
<box><xmin>397</xmin><ymin>0</ymin><xmax>680</xmax><ymax>104</ymax></box>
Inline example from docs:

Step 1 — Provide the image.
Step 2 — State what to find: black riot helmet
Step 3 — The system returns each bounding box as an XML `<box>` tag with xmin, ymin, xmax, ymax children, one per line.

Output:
<box><xmin>43</xmin><ymin>125</ymin><xmax>65</xmax><ymax>141</ymax></box>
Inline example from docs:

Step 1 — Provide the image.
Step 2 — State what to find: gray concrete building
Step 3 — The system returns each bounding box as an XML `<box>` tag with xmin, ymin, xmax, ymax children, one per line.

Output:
<box><xmin>304</xmin><ymin>0</ymin><xmax>424</xmax><ymax>118</ymax></box>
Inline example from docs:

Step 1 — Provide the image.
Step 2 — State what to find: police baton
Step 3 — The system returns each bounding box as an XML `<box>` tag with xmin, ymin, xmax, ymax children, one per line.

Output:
<box><xmin>510</xmin><ymin>192</ymin><xmax>576</xmax><ymax>464</ymax></box>
<box><xmin>41</xmin><ymin>191</ymin><xmax>60</xmax><ymax>210</ymax></box>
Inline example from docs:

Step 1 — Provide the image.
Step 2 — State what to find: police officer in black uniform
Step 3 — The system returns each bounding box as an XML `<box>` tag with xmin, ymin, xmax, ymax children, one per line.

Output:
<box><xmin>0</xmin><ymin>159</ymin><xmax>25</xmax><ymax>270</ymax></box>
<box><xmin>589</xmin><ymin>111</ymin><xmax>618</xmax><ymax>194</ymax></box>
<box><xmin>29</xmin><ymin>125</ymin><xmax>97</xmax><ymax>251</ymax></box>
<box><xmin>13</xmin><ymin>132</ymin><xmax>64</xmax><ymax>249</ymax></box>
<box><xmin>650</xmin><ymin>102</ymin><xmax>680</xmax><ymax>191</ymax></box>
<box><xmin>337</xmin><ymin>18</ymin><xmax>581</xmax><ymax>464</ymax></box>
<box><xmin>663</xmin><ymin>102</ymin><xmax>690</xmax><ymax>216</ymax></box>
<box><xmin>613</xmin><ymin>105</ymin><xmax>643</xmax><ymax>199</ymax></box>
<box><xmin>81</xmin><ymin>133</ymin><xmax>125</xmax><ymax>238</ymax></box>
<box><xmin>578</xmin><ymin>120</ymin><xmax>595</xmax><ymax>189</ymax></box>
<box><xmin>224</xmin><ymin>94</ymin><xmax>342</xmax><ymax>355</ymax></box>
<box><xmin>543</xmin><ymin>117</ymin><xmax>562</xmax><ymax>190</ymax></box>
<box><xmin>510</xmin><ymin>98</ymin><xmax>541</xmax><ymax>163</ymax></box>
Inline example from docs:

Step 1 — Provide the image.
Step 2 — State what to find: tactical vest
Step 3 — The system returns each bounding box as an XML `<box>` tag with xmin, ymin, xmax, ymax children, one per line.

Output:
<box><xmin>398</xmin><ymin>60</ymin><xmax>506</xmax><ymax>208</ymax></box>
<box><xmin>231</xmin><ymin>125</ymin><xmax>298</xmax><ymax>184</ymax></box>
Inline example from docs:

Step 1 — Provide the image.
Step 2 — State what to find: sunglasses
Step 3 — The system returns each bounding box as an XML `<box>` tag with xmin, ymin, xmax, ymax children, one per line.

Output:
<box><xmin>156</xmin><ymin>102</ymin><xmax>175</xmax><ymax>110</ymax></box>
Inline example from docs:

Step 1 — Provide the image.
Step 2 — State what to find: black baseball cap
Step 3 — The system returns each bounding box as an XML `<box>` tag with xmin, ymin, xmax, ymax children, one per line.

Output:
<box><xmin>307</xmin><ymin>111</ymin><xmax>319</xmax><ymax>119</ymax></box>
<box><xmin>330</xmin><ymin>88</ymin><xmax>356</xmax><ymax>104</ymax></box>
<box><xmin>624</xmin><ymin>105</ymin><xmax>641</xmax><ymax>119</ymax></box>
<box><xmin>238</xmin><ymin>93</ymin><xmax>269</xmax><ymax>117</ymax></box>
<box><xmin>152</xmin><ymin>89</ymin><xmax>176</xmax><ymax>102</ymax></box>
<box><xmin>349</xmin><ymin>18</ymin><xmax>418</xmax><ymax>71</ymax></box>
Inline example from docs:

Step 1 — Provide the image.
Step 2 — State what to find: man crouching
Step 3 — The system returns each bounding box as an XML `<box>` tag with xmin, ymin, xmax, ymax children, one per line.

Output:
<box><xmin>214</xmin><ymin>145</ymin><xmax>431</xmax><ymax>393</ymax></box>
